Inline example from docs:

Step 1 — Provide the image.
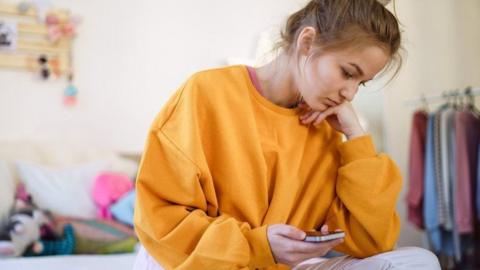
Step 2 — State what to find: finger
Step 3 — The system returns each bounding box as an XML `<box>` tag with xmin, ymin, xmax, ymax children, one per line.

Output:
<box><xmin>299</xmin><ymin>110</ymin><xmax>313</xmax><ymax>121</ymax></box>
<box><xmin>309</xmin><ymin>238</ymin><xmax>344</xmax><ymax>257</ymax></box>
<box><xmin>320</xmin><ymin>225</ymin><xmax>328</xmax><ymax>234</ymax></box>
<box><xmin>287</xmin><ymin>237</ymin><xmax>343</xmax><ymax>254</ymax></box>
<box><xmin>313</xmin><ymin>106</ymin><xmax>337</xmax><ymax>126</ymax></box>
<box><xmin>272</xmin><ymin>224</ymin><xmax>306</xmax><ymax>240</ymax></box>
<box><xmin>325</xmin><ymin>238</ymin><xmax>344</xmax><ymax>249</ymax></box>
<box><xmin>301</xmin><ymin>111</ymin><xmax>321</xmax><ymax>125</ymax></box>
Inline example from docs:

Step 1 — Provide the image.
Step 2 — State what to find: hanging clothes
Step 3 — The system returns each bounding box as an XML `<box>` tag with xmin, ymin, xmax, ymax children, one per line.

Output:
<box><xmin>454</xmin><ymin>110</ymin><xmax>480</xmax><ymax>234</ymax></box>
<box><xmin>407</xmin><ymin>110</ymin><xmax>428</xmax><ymax>229</ymax></box>
<box><xmin>424</xmin><ymin>109</ymin><xmax>455</xmax><ymax>257</ymax></box>
<box><xmin>440</xmin><ymin>107</ymin><xmax>456</xmax><ymax>230</ymax></box>
<box><xmin>408</xmin><ymin>94</ymin><xmax>480</xmax><ymax>267</ymax></box>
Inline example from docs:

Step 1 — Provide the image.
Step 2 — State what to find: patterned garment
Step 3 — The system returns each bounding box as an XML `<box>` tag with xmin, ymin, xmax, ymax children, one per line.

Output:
<box><xmin>53</xmin><ymin>215</ymin><xmax>137</xmax><ymax>254</ymax></box>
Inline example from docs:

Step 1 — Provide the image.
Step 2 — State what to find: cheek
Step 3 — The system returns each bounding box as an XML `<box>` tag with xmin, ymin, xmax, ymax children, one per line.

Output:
<box><xmin>306</xmin><ymin>60</ymin><xmax>341</xmax><ymax>97</ymax></box>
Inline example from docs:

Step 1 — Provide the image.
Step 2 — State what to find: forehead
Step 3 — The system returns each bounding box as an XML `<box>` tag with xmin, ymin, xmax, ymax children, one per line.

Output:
<box><xmin>319</xmin><ymin>45</ymin><xmax>390</xmax><ymax>75</ymax></box>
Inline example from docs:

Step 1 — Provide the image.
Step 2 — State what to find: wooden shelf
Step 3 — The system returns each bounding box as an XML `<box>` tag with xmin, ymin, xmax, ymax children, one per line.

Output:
<box><xmin>0</xmin><ymin>2</ymin><xmax>70</xmax><ymax>20</ymax></box>
<box><xmin>0</xmin><ymin>2</ymin><xmax>74</xmax><ymax>76</ymax></box>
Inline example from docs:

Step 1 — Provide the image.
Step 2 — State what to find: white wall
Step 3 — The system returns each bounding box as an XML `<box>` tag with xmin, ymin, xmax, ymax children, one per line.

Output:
<box><xmin>0</xmin><ymin>0</ymin><xmax>306</xmax><ymax>152</ymax></box>
<box><xmin>1</xmin><ymin>0</ymin><xmax>480</xmax><ymax>247</ymax></box>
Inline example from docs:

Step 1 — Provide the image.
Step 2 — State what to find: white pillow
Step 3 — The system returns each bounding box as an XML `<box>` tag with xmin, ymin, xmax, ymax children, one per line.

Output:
<box><xmin>15</xmin><ymin>160</ymin><xmax>109</xmax><ymax>219</ymax></box>
<box><xmin>0</xmin><ymin>160</ymin><xmax>15</xmax><ymax>227</ymax></box>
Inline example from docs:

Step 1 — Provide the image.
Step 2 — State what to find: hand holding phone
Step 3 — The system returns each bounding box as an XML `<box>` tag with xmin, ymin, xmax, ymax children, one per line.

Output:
<box><xmin>267</xmin><ymin>224</ymin><xmax>344</xmax><ymax>268</ymax></box>
<box><xmin>303</xmin><ymin>230</ymin><xmax>345</xmax><ymax>242</ymax></box>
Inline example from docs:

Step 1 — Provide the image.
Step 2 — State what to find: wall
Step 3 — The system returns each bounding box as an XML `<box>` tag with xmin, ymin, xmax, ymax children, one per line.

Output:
<box><xmin>0</xmin><ymin>0</ymin><xmax>306</xmax><ymax>152</ymax></box>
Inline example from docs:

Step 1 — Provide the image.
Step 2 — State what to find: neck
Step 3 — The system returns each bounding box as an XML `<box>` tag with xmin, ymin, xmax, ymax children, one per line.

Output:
<box><xmin>255</xmin><ymin>53</ymin><xmax>302</xmax><ymax>109</ymax></box>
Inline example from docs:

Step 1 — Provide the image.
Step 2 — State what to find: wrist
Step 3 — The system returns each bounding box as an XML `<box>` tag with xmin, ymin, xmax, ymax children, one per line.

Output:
<box><xmin>345</xmin><ymin>127</ymin><xmax>366</xmax><ymax>140</ymax></box>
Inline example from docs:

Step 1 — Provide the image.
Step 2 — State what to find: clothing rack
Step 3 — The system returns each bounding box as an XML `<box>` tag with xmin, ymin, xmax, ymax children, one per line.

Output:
<box><xmin>404</xmin><ymin>87</ymin><xmax>480</xmax><ymax>106</ymax></box>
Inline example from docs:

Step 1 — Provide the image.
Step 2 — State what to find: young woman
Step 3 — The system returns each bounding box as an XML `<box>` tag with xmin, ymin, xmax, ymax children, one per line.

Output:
<box><xmin>133</xmin><ymin>0</ymin><xmax>441</xmax><ymax>269</ymax></box>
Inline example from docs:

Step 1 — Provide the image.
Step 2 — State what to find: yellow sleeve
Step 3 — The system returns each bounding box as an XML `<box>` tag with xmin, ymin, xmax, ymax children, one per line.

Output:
<box><xmin>325</xmin><ymin>135</ymin><xmax>403</xmax><ymax>258</ymax></box>
<box><xmin>133</xmin><ymin>90</ymin><xmax>276</xmax><ymax>269</ymax></box>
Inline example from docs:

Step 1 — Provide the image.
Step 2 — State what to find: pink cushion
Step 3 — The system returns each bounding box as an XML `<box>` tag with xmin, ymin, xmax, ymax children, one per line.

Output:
<box><xmin>92</xmin><ymin>172</ymin><xmax>133</xmax><ymax>219</ymax></box>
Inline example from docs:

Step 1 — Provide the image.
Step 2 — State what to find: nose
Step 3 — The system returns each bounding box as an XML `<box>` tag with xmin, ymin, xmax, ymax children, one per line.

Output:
<box><xmin>339</xmin><ymin>85</ymin><xmax>358</xmax><ymax>102</ymax></box>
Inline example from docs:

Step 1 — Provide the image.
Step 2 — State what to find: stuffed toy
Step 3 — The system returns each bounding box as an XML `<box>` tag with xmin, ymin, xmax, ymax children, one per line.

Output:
<box><xmin>24</xmin><ymin>224</ymin><xmax>75</xmax><ymax>257</ymax></box>
<box><xmin>0</xmin><ymin>182</ymin><xmax>76</xmax><ymax>258</ymax></box>
<box><xmin>0</xmin><ymin>208</ymin><xmax>49</xmax><ymax>258</ymax></box>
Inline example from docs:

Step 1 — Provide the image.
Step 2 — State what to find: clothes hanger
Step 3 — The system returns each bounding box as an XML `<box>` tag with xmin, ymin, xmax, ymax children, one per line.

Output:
<box><xmin>420</xmin><ymin>93</ymin><xmax>429</xmax><ymax>113</ymax></box>
<box><xmin>442</xmin><ymin>90</ymin><xmax>454</xmax><ymax>110</ymax></box>
<box><xmin>464</xmin><ymin>86</ymin><xmax>480</xmax><ymax>117</ymax></box>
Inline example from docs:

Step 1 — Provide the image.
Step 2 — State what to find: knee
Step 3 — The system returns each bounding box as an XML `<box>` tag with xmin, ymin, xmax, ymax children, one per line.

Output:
<box><xmin>395</xmin><ymin>247</ymin><xmax>441</xmax><ymax>269</ymax></box>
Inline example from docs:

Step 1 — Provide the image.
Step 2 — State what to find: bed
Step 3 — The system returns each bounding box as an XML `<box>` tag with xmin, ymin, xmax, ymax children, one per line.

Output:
<box><xmin>0</xmin><ymin>252</ymin><xmax>137</xmax><ymax>270</ymax></box>
<box><xmin>0</xmin><ymin>141</ymin><xmax>142</xmax><ymax>269</ymax></box>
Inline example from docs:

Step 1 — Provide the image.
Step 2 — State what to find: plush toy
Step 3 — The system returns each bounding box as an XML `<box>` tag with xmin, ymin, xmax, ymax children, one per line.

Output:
<box><xmin>0</xmin><ymin>183</ymin><xmax>56</xmax><ymax>258</ymax></box>
<box><xmin>0</xmin><ymin>183</ymin><xmax>76</xmax><ymax>258</ymax></box>
<box><xmin>24</xmin><ymin>224</ymin><xmax>75</xmax><ymax>257</ymax></box>
<box><xmin>0</xmin><ymin>208</ymin><xmax>49</xmax><ymax>258</ymax></box>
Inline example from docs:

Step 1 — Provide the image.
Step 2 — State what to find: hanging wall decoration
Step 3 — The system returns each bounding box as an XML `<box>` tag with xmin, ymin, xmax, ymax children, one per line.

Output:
<box><xmin>0</xmin><ymin>20</ymin><xmax>17</xmax><ymax>51</ymax></box>
<box><xmin>0</xmin><ymin>1</ymin><xmax>81</xmax><ymax>106</ymax></box>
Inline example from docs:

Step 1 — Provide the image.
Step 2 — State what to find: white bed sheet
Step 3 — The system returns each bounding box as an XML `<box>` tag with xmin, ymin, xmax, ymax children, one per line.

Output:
<box><xmin>0</xmin><ymin>252</ymin><xmax>137</xmax><ymax>270</ymax></box>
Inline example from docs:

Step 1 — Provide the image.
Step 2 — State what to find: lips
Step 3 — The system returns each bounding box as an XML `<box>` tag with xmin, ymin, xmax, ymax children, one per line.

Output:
<box><xmin>325</xmin><ymin>98</ymin><xmax>338</xmax><ymax>107</ymax></box>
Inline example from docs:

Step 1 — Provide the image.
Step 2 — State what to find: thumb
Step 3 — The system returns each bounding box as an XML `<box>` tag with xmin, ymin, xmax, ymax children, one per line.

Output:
<box><xmin>275</xmin><ymin>224</ymin><xmax>306</xmax><ymax>240</ymax></box>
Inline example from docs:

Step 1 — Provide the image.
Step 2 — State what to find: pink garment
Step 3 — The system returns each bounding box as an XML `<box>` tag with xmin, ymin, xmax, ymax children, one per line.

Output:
<box><xmin>246</xmin><ymin>66</ymin><xmax>263</xmax><ymax>95</ymax></box>
<box><xmin>407</xmin><ymin>110</ymin><xmax>428</xmax><ymax>229</ymax></box>
<box><xmin>454</xmin><ymin>110</ymin><xmax>480</xmax><ymax>233</ymax></box>
<box><xmin>15</xmin><ymin>182</ymin><xmax>31</xmax><ymax>202</ymax></box>
<box><xmin>92</xmin><ymin>172</ymin><xmax>134</xmax><ymax>219</ymax></box>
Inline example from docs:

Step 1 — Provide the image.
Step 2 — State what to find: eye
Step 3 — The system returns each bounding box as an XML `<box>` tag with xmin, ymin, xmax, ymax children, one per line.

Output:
<box><xmin>341</xmin><ymin>68</ymin><xmax>353</xmax><ymax>79</ymax></box>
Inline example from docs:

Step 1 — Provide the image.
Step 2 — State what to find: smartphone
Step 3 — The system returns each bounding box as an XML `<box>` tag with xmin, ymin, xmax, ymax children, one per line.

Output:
<box><xmin>303</xmin><ymin>230</ymin><xmax>345</xmax><ymax>242</ymax></box>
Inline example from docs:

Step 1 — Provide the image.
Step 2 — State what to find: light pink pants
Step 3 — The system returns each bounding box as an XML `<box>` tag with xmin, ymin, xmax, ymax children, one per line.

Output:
<box><xmin>133</xmin><ymin>246</ymin><xmax>440</xmax><ymax>270</ymax></box>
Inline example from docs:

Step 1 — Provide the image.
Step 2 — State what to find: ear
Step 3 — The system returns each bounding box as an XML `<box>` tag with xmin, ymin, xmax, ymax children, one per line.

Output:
<box><xmin>295</xmin><ymin>26</ymin><xmax>317</xmax><ymax>56</ymax></box>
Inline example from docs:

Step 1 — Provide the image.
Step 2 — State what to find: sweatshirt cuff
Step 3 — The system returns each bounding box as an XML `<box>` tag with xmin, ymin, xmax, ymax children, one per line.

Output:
<box><xmin>244</xmin><ymin>225</ymin><xmax>276</xmax><ymax>268</ymax></box>
<box><xmin>338</xmin><ymin>135</ymin><xmax>377</xmax><ymax>165</ymax></box>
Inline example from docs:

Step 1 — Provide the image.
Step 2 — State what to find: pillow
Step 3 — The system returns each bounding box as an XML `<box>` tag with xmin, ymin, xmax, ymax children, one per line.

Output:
<box><xmin>92</xmin><ymin>172</ymin><xmax>134</xmax><ymax>220</ymax></box>
<box><xmin>0</xmin><ymin>160</ymin><xmax>15</xmax><ymax>227</ymax></box>
<box><xmin>15</xmin><ymin>160</ymin><xmax>109</xmax><ymax>219</ymax></box>
<box><xmin>110</xmin><ymin>190</ymin><xmax>136</xmax><ymax>226</ymax></box>
<box><xmin>0</xmin><ymin>140</ymin><xmax>139</xmax><ymax>182</ymax></box>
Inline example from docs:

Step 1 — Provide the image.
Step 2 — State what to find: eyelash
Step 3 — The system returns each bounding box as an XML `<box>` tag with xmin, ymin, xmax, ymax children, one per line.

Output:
<box><xmin>342</xmin><ymin>68</ymin><xmax>366</xmax><ymax>87</ymax></box>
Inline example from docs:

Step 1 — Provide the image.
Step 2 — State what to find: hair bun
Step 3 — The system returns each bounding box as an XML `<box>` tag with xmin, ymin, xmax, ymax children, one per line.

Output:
<box><xmin>377</xmin><ymin>0</ymin><xmax>391</xmax><ymax>6</ymax></box>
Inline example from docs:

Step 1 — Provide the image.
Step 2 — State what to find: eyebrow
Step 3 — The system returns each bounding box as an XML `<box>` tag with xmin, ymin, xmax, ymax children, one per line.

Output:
<box><xmin>349</xmin><ymin>62</ymin><xmax>364</xmax><ymax>77</ymax></box>
<box><xmin>349</xmin><ymin>62</ymin><xmax>373</xmax><ymax>82</ymax></box>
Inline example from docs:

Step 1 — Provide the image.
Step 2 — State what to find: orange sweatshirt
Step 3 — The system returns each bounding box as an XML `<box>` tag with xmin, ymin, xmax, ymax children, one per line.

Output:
<box><xmin>134</xmin><ymin>65</ymin><xmax>403</xmax><ymax>270</ymax></box>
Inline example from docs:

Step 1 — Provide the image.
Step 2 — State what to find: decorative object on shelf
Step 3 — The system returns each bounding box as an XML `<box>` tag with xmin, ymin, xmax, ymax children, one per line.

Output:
<box><xmin>37</xmin><ymin>54</ymin><xmax>49</xmax><ymax>80</ymax></box>
<box><xmin>0</xmin><ymin>20</ymin><xmax>17</xmax><ymax>51</ymax></box>
<box><xmin>17</xmin><ymin>0</ymin><xmax>52</xmax><ymax>23</ymax></box>
<box><xmin>63</xmin><ymin>73</ymin><xmax>78</xmax><ymax>106</ymax></box>
<box><xmin>45</xmin><ymin>13</ymin><xmax>80</xmax><ymax>43</ymax></box>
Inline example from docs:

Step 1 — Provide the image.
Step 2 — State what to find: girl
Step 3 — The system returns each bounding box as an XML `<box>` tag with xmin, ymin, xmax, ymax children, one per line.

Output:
<box><xmin>133</xmin><ymin>0</ymin><xmax>440</xmax><ymax>269</ymax></box>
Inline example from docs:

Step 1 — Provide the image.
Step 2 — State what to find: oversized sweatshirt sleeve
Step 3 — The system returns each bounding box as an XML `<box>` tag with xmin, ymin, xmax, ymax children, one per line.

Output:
<box><xmin>325</xmin><ymin>135</ymin><xmax>403</xmax><ymax>258</ymax></box>
<box><xmin>133</xmin><ymin>77</ymin><xmax>276</xmax><ymax>269</ymax></box>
